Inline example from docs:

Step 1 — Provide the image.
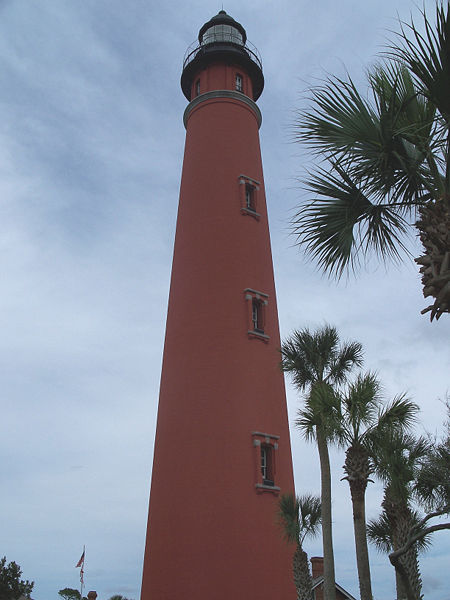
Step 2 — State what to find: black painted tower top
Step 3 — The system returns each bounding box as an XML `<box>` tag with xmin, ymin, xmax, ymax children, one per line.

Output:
<box><xmin>181</xmin><ymin>10</ymin><xmax>264</xmax><ymax>101</ymax></box>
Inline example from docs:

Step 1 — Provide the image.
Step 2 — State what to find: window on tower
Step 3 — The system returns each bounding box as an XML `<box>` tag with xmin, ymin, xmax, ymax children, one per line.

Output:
<box><xmin>252</xmin><ymin>298</ymin><xmax>264</xmax><ymax>333</ymax></box>
<box><xmin>238</xmin><ymin>174</ymin><xmax>260</xmax><ymax>219</ymax></box>
<box><xmin>260</xmin><ymin>445</ymin><xmax>274</xmax><ymax>486</ymax></box>
<box><xmin>236</xmin><ymin>73</ymin><xmax>243</xmax><ymax>92</ymax></box>
<box><xmin>195</xmin><ymin>79</ymin><xmax>200</xmax><ymax>97</ymax></box>
<box><xmin>244</xmin><ymin>288</ymin><xmax>269</xmax><ymax>341</ymax></box>
<box><xmin>245</xmin><ymin>184</ymin><xmax>255</xmax><ymax>212</ymax></box>
<box><xmin>252</xmin><ymin>432</ymin><xmax>280</xmax><ymax>493</ymax></box>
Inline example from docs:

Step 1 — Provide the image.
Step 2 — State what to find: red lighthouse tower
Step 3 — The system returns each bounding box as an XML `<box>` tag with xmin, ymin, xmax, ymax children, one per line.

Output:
<box><xmin>141</xmin><ymin>11</ymin><xmax>295</xmax><ymax>599</ymax></box>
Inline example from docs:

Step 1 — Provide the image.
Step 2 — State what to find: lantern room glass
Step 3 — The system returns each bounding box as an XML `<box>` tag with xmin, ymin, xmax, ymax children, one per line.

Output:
<box><xmin>202</xmin><ymin>24</ymin><xmax>244</xmax><ymax>45</ymax></box>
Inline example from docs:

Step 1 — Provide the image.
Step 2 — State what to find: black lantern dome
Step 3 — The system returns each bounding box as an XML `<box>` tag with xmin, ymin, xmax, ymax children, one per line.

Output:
<box><xmin>181</xmin><ymin>10</ymin><xmax>264</xmax><ymax>101</ymax></box>
<box><xmin>198</xmin><ymin>10</ymin><xmax>247</xmax><ymax>45</ymax></box>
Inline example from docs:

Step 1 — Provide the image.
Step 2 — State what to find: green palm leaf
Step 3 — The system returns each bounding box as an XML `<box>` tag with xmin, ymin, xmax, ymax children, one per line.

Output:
<box><xmin>367</xmin><ymin>510</ymin><xmax>432</xmax><ymax>554</ymax></box>
<box><xmin>370</xmin><ymin>431</ymin><xmax>430</xmax><ymax>501</ymax></box>
<box><xmin>294</xmin><ymin>164</ymin><xmax>411</xmax><ymax>276</ymax></box>
<box><xmin>280</xmin><ymin>325</ymin><xmax>363</xmax><ymax>387</ymax></box>
<box><xmin>292</xmin><ymin>5</ymin><xmax>449</xmax><ymax>288</ymax></box>
<box><xmin>277</xmin><ymin>493</ymin><xmax>322</xmax><ymax>545</ymax></box>
<box><xmin>297</xmin><ymin>382</ymin><xmax>342</xmax><ymax>443</ymax></box>
<box><xmin>389</xmin><ymin>2</ymin><xmax>450</xmax><ymax>129</ymax></box>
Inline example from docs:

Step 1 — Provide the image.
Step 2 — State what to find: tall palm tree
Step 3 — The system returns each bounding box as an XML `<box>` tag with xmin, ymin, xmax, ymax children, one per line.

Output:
<box><xmin>338</xmin><ymin>373</ymin><xmax>418</xmax><ymax>600</ymax></box>
<box><xmin>292</xmin><ymin>2</ymin><xmax>450</xmax><ymax>320</ymax></box>
<box><xmin>370</xmin><ymin>431</ymin><xmax>430</xmax><ymax>600</ymax></box>
<box><xmin>280</xmin><ymin>325</ymin><xmax>363</xmax><ymax>600</ymax></box>
<box><xmin>278</xmin><ymin>493</ymin><xmax>322</xmax><ymax>600</ymax></box>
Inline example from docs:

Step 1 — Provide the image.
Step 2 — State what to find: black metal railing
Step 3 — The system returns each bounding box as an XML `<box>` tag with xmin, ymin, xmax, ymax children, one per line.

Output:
<box><xmin>182</xmin><ymin>37</ymin><xmax>263</xmax><ymax>72</ymax></box>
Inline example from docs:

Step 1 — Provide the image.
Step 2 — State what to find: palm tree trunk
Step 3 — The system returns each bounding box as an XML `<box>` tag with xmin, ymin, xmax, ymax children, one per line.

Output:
<box><xmin>415</xmin><ymin>201</ymin><xmax>450</xmax><ymax>320</ymax></box>
<box><xmin>316</xmin><ymin>426</ymin><xmax>336</xmax><ymax>600</ymax></box>
<box><xmin>293</xmin><ymin>545</ymin><xmax>314</xmax><ymax>600</ymax></box>
<box><xmin>348</xmin><ymin>480</ymin><xmax>373</xmax><ymax>600</ymax></box>
<box><xmin>383</xmin><ymin>492</ymin><xmax>422</xmax><ymax>600</ymax></box>
<box><xmin>395</xmin><ymin>568</ymin><xmax>408</xmax><ymax>600</ymax></box>
<box><xmin>390</xmin><ymin>552</ymin><xmax>420</xmax><ymax>600</ymax></box>
<box><xmin>394</xmin><ymin>515</ymin><xmax>422</xmax><ymax>600</ymax></box>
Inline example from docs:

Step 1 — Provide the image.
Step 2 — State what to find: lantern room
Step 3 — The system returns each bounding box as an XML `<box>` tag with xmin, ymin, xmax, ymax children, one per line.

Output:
<box><xmin>181</xmin><ymin>10</ymin><xmax>264</xmax><ymax>101</ymax></box>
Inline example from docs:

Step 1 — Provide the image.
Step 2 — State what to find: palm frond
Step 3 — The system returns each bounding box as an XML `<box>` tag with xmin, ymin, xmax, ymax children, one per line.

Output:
<box><xmin>297</xmin><ymin>382</ymin><xmax>342</xmax><ymax>442</ymax></box>
<box><xmin>374</xmin><ymin>396</ymin><xmax>419</xmax><ymax>436</ymax></box>
<box><xmin>371</xmin><ymin>431</ymin><xmax>431</xmax><ymax>500</ymax></box>
<box><xmin>293</xmin><ymin>164</ymin><xmax>412</xmax><ymax>277</ymax></box>
<box><xmin>342</xmin><ymin>372</ymin><xmax>381</xmax><ymax>442</ymax></box>
<box><xmin>370</xmin><ymin>62</ymin><xmax>436</xmax><ymax>148</ymax></box>
<box><xmin>280</xmin><ymin>329</ymin><xmax>317</xmax><ymax>391</ymax></box>
<box><xmin>293</xmin><ymin>16</ymin><xmax>448</xmax><ymax>280</ymax></box>
<box><xmin>298</xmin><ymin>64</ymin><xmax>438</xmax><ymax>196</ymax></box>
<box><xmin>296</xmin><ymin>402</ymin><xmax>319</xmax><ymax>441</ymax></box>
<box><xmin>367</xmin><ymin>512</ymin><xmax>394</xmax><ymax>554</ymax></box>
<box><xmin>367</xmin><ymin>509</ymin><xmax>433</xmax><ymax>554</ymax></box>
<box><xmin>278</xmin><ymin>493</ymin><xmax>301</xmax><ymax>543</ymax></box>
<box><xmin>389</xmin><ymin>2</ymin><xmax>450</xmax><ymax>127</ymax></box>
<box><xmin>298</xmin><ymin>494</ymin><xmax>322</xmax><ymax>544</ymax></box>
<box><xmin>296</xmin><ymin>75</ymin><xmax>379</xmax><ymax>159</ymax></box>
<box><xmin>326</xmin><ymin>339</ymin><xmax>364</xmax><ymax>385</ymax></box>
<box><xmin>277</xmin><ymin>493</ymin><xmax>322</xmax><ymax>546</ymax></box>
<box><xmin>365</xmin><ymin>63</ymin><xmax>437</xmax><ymax>200</ymax></box>
<box><xmin>281</xmin><ymin>324</ymin><xmax>361</xmax><ymax>387</ymax></box>
<box><xmin>414</xmin><ymin>436</ymin><xmax>450</xmax><ymax>511</ymax></box>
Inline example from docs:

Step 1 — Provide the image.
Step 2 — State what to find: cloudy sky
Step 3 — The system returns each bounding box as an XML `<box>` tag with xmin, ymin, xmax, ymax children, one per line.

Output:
<box><xmin>1</xmin><ymin>1</ymin><xmax>448</xmax><ymax>599</ymax></box>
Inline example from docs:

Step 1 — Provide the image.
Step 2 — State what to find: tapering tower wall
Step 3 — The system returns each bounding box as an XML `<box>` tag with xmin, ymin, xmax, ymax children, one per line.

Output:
<box><xmin>141</xmin><ymin>11</ymin><xmax>296</xmax><ymax>599</ymax></box>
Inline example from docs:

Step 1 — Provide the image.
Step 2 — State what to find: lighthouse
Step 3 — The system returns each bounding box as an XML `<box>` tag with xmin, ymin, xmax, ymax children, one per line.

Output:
<box><xmin>141</xmin><ymin>11</ymin><xmax>296</xmax><ymax>599</ymax></box>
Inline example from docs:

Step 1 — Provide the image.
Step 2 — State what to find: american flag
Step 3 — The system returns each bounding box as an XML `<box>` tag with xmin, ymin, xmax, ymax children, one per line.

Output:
<box><xmin>75</xmin><ymin>548</ymin><xmax>85</xmax><ymax>584</ymax></box>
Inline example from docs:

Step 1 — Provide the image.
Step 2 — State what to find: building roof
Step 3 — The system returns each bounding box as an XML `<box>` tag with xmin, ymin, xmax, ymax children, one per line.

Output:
<box><xmin>312</xmin><ymin>576</ymin><xmax>358</xmax><ymax>600</ymax></box>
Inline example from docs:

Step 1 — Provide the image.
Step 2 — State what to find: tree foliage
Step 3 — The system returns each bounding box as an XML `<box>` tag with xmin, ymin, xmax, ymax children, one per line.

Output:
<box><xmin>292</xmin><ymin>2</ymin><xmax>450</xmax><ymax>320</ymax></box>
<box><xmin>336</xmin><ymin>374</ymin><xmax>418</xmax><ymax>600</ymax></box>
<box><xmin>281</xmin><ymin>324</ymin><xmax>363</xmax><ymax>600</ymax></box>
<box><xmin>385</xmin><ymin>402</ymin><xmax>450</xmax><ymax>600</ymax></box>
<box><xmin>278</xmin><ymin>493</ymin><xmax>321</xmax><ymax>600</ymax></box>
<box><xmin>365</xmin><ymin>401</ymin><xmax>450</xmax><ymax>600</ymax></box>
<box><xmin>0</xmin><ymin>557</ymin><xmax>34</xmax><ymax>600</ymax></box>
<box><xmin>58</xmin><ymin>589</ymin><xmax>84</xmax><ymax>600</ymax></box>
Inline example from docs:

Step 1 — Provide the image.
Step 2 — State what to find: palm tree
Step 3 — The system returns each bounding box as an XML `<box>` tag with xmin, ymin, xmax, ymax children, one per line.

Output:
<box><xmin>414</xmin><ymin>400</ymin><xmax>450</xmax><ymax>514</ymax></box>
<box><xmin>338</xmin><ymin>373</ymin><xmax>418</xmax><ymax>600</ymax></box>
<box><xmin>369</xmin><ymin>431</ymin><xmax>430</xmax><ymax>600</ymax></box>
<box><xmin>292</xmin><ymin>3</ymin><xmax>450</xmax><ymax>320</ymax></box>
<box><xmin>388</xmin><ymin>405</ymin><xmax>450</xmax><ymax>584</ymax></box>
<box><xmin>278</xmin><ymin>493</ymin><xmax>322</xmax><ymax>600</ymax></box>
<box><xmin>367</xmin><ymin>510</ymin><xmax>432</xmax><ymax>600</ymax></box>
<box><xmin>280</xmin><ymin>325</ymin><xmax>363</xmax><ymax>600</ymax></box>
